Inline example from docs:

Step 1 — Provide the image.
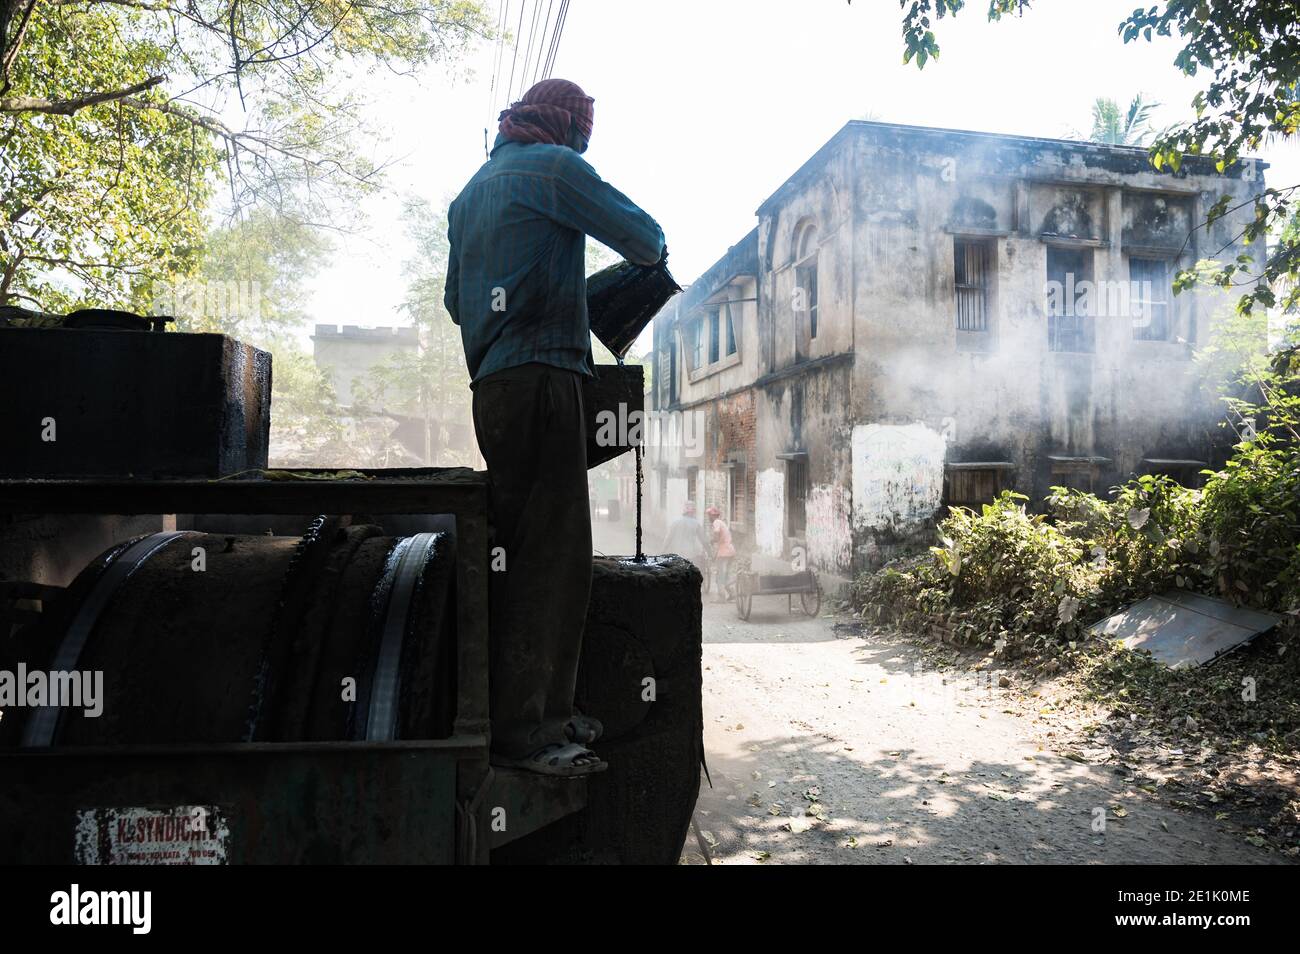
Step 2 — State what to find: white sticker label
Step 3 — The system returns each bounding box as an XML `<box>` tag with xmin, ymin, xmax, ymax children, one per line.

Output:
<box><xmin>74</xmin><ymin>806</ymin><xmax>229</xmax><ymax>865</ymax></box>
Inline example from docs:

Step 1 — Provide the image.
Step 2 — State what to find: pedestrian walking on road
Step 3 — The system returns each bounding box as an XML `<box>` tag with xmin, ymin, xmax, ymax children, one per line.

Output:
<box><xmin>706</xmin><ymin>506</ymin><xmax>735</xmax><ymax>601</ymax></box>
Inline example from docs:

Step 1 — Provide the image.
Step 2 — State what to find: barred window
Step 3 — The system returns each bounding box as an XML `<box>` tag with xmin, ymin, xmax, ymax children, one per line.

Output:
<box><xmin>728</xmin><ymin>463</ymin><xmax>747</xmax><ymax>527</ymax></box>
<box><xmin>954</xmin><ymin>239</ymin><xmax>991</xmax><ymax>332</ymax></box>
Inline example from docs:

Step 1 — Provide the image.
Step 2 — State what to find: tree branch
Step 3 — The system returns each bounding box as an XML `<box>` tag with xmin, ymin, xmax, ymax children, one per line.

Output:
<box><xmin>122</xmin><ymin>93</ymin><xmax>390</xmax><ymax>187</ymax></box>
<box><xmin>0</xmin><ymin>0</ymin><xmax>39</xmax><ymax>97</ymax></box>
<box><xmin>0</xmin><ymin>74</ymin><xmax>165</xmax><ymax>114</ymax></box>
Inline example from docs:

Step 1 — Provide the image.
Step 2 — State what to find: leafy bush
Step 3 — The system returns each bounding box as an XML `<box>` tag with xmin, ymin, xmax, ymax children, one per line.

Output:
<box><xmin>1199</xmin><ymin>443</ymin><xmax>1300</xmax><ymax>608</ymax></box>
<box><xmin>853</xmin><ymin>468</ymin><xmax>1298</xmax><ymax>656</ymax></box>
<box><xmin>1060</xmin><ymin>475</ymin><xmax>1206</xmax><ymax>606</ymax></box>
<box><xmin>853</xmin><ymin>491</ymin><xmax>1095</xmax><ymax>654</ymax></box>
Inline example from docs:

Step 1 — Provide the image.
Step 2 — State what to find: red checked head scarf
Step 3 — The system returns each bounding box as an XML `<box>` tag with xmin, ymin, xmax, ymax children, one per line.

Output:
<box><xmin>498</xmin><ymin>79</ymin><xmax>595</xmax><ymax>147</ymax></box>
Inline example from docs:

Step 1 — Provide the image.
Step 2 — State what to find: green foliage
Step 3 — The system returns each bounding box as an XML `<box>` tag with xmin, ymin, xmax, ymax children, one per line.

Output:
<box><xmin>1192</xmin><ymin>300</ymin><xmax>1300</xmax><ymax>604</ymax></box>
<box><xmin>155</xmin><ymin>208</ymin><xmax>333</xmax><ymax>340</ymax></box>
<box><xmin>1</xmin><ymin>6</ymin><xmax>219</xmax><ymax>309</ymax></box>
<box><xmin>856</xmin><ymin>491</ymin><xmax>1093</xmax><ymax>653</ymax></box>
<box><xmin>854</xmin><ymin>464</ymin><xmax>1296</xmax><ymax>655</ymax></box>
<box><xmin>1086</xmin><ymin>94</ymin><xmax>1159</xmax><ymax>146</ymax></box>
<box><xmin>891</xmin><ymin>1</ymin><xmax>1030</xmax><ymax>69</ymax></box>
<box><xmin>164</xmin><ymin>208</ymin><xmax>350</xmax><ymax>466</ymax></box>
<box><xmin>2</xmin><ymin>0</ymin><xmax>492</xmax><ymax>310</ymax></box>
<box><xmin>1200</xmin><ymin>440</ymin><xmax>1300</xmax><ymax>609</ymax></box>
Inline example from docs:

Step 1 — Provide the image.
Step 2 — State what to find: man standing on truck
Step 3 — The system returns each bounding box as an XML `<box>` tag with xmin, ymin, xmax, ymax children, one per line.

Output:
<box><xmin>445</xmin><ymin>79</ymin><xmax>665</xmax><ymax>777</ymax></box>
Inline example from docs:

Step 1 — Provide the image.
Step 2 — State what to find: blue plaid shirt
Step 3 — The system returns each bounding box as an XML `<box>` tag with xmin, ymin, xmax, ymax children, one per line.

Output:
<box><xmin>445</xmin><ymin>134</ymin><xmax>665</xmax><ymax>383</ymax></box>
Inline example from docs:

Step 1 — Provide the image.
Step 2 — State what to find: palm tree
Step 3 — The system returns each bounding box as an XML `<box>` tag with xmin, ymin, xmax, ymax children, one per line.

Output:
<box><xmin>1087</xmin><ymin>94</ymin><xmax>1159</xmax><ymax>146</ymax></box>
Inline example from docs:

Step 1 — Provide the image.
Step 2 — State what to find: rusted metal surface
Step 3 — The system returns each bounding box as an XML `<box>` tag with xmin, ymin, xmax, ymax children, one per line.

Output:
<box><xmin>0</xmin><ymin>468</ymin><xmax>486</xmax><ymax>516</ymax></box>
<box><xmin>495</xmin><ymin>554</ymin><xmax>702</xmax><ymax>864</ymax></box>
<box><xmin>0</xmin><ymin>468</ymin><xmax>500</xmax><ymax>862</ymax></box>
<box><xmin>744</xmin><ymin>569</ymin><xmax>818</xmax><ymax>595</ymax></box>
<box><xmin>0</xmin><ymin>467</ymin><xmax>701</xmax><ymax>864</ymax></box>
<box><xmin>21</xmin><ymin>531</ymin><xmax>193</xmax><ymax>747</ymax></box>
<box><xmin>1090</xmin><ymin>590</ymin><xmax>1282</xmax><ymax>668</ymax></box>
<box><xmin>0</xmin><ymin>468</ymin><xmax>493</xmax><ymax>739</ymax></box>
<box><xmin>244</xmin><ymin>514</ymin><xmax>343</xmax><ymax>742</ymax></box>
<box><xmin>0</xmin><ymin>328</ymin><xmax>271</xmax><ymax>478</ymax></box>
<box><xmin>486</xmin><ymin>768</ymin><xmax>589</xmax><ymax>851</ymax></box>
<box><xmin>0</xmin><ymin>739</ymin><xmax>477</xmax><ymax>863</ymax></box>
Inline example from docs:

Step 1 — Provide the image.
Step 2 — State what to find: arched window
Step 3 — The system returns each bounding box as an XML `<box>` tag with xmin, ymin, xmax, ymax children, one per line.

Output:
<box><xmin>796</xmin><ymin>222</ymin><xmax>818</xmax><ymax>263</ymax></box>
<box><xmin>793</xmin><ymin>220</ymin><xmax>819</xmax><ymax>348</ymax></box>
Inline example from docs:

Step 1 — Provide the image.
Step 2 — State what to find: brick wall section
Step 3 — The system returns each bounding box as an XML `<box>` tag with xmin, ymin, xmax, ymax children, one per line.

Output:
<box><xmin>702</xmin><ymin>390</ymin><xmax>757</xmax><ymax>551</ymax></box>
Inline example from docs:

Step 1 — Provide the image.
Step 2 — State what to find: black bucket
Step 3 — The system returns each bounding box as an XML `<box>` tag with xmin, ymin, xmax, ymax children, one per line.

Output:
<box><xmin>584</xmin><ymin>363</ymin><xmax>643</xmax><ymax>469</ymax></box>
<box><xmin>586</xmin><ymin>255</ymin><xmax>680</xmax><ymax>358</ymax></box>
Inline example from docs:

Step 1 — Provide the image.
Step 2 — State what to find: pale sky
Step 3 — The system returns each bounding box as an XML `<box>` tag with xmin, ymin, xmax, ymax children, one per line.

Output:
<box><xmin>304</xmin><ymin>0</ymin><xmax>1299</xmax><ymax>349</ymax></box>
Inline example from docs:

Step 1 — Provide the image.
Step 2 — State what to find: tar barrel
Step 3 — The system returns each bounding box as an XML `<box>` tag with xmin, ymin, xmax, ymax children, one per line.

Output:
<box><xmin>493</xmin><ymin>554</ymin><xmax>704</xmax><ymax>865</ymax></box>
<box><xmin>0</xmin><ymin>519</ymin><xmax>457</xmax><ymax>748</ymax></box>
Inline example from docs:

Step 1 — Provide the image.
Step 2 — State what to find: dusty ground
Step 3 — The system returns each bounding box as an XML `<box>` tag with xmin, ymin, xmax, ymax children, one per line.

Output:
<box><xmin>679</xmin><ymin>597</ymin><xmax>1281</xmax><ymax>865</ymax></box>
<box><xmin>591</xmin><ymin>517</ymin><xmax>1281</xmax><ymax>864</ymax></box>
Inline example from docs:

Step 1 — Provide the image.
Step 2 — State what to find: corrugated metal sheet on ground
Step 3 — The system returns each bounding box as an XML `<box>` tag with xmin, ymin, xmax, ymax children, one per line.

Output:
<box><xmin>1089</xmin><ymin>590</ymin><xmax>1281</xmax><ymax>668</ymax></box>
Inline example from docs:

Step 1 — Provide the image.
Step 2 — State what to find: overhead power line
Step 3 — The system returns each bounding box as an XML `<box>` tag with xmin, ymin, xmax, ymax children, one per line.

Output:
<box><xmin>531</xmin><ymin>0</ymin><xmax>555</xmax><ymax>88</ymax></box>
<box><xmin>484</xmin><ymin>0</ymin><xmax>509</xmax><ymax>156</ymax></box>
<box><xmin>542</xmin><ymin>0</ymin><xmax>570</xmax><ymax>80</ymax></box>
<box><xmin>518</xmin><ymin>0</ymin><xmax>544</xmax><ymax>100</ymax></box>
<box><xmin>484</xmin><ymin>0</ymin><xmax>573</xmax><ymax>155</ymax></box>
<box><xmin>486</xmin><ymin>1</ymin><xmax>508</xmax><ymax>117</ymax></box>
<box><xmin>504</xmin><ymin>0</ymin><xmax>526</xmax><ymax>107</ymax></box>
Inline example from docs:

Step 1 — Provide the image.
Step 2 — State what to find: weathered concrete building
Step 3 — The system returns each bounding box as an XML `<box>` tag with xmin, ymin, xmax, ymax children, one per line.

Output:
<box><xmin>309</xmin><ymin>323</ymin><xmax>476</xmax><ymax>466</ymax></box>
<box><xmin>312</xmin><ymin>324</ymin><xmax>419</xmax><ymax>407</ymax></box>
<box><xmin>648</xmin><ymin>231</ymin><xmax>762</xmax><ymax>553</ymax></box>
<box><xmin>648</xmin><ymin>120</ymin><xmax>1266</xmax><ymax>589</ymax></box>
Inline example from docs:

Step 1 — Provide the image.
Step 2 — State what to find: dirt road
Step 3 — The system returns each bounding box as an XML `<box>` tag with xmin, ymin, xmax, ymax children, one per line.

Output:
<box><xmin>589</xmin><ymin>517</ymin><xmax>1272</xmax><ymax>864</ymax></box>
<box><xmin>681</xmin><ymin>597</ymin><xmax>1273</xmax><ymax>865</ymax></box>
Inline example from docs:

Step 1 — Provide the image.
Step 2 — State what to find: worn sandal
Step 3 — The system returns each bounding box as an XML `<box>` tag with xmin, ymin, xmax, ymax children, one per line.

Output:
<box><xmin>493</xmin><ymin>742</ymin><xmax>608</xmax><ymax>777</ymax></box>
<box><xmin>565</xmin><ymin>713</ymin><xmax>604</xmax><ymax>745</ymax></box>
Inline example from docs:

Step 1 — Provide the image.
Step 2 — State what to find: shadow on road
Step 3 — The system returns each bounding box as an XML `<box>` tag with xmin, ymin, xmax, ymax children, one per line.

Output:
<box><xmin>687</xmin><ymin>729</ymin><xmax>1275</xmax><ymax>864</ymax></box>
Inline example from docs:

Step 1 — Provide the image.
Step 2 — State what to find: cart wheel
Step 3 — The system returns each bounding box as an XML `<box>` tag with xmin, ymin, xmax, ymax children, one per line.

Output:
<box><xmin>735</xmin><ymin>575</ymin><xmax>752</xmax><ymax>621</ymax></box>
<box><xmin>801</xmin><ymin>587</ymin><xmax>821</xmax><ymax>617</ymax></box>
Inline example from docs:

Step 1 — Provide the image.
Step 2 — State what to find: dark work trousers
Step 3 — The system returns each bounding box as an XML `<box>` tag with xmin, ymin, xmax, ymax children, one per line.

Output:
<box><xmin>471</xmin><ymin>361</ymin><xmax>592</xmax><ymax>758</ymax></box>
